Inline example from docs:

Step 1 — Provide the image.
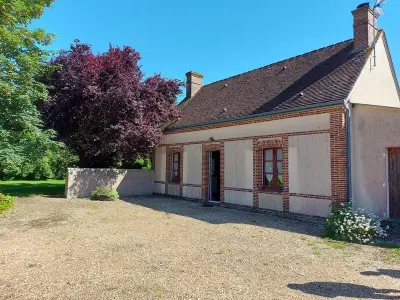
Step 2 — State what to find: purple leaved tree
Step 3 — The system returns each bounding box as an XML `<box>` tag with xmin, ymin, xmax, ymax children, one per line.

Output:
<box><xmin>40</xmin><ymin>41</ymin><xmax>182</xmax><ymax>167</ymax></box>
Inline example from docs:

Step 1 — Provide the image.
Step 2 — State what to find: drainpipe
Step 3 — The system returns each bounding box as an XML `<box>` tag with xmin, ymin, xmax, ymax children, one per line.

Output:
<box><xmin>344</xmin><ymin>98</ymin><xmax>353</xmax><ymax>207</ymax></box>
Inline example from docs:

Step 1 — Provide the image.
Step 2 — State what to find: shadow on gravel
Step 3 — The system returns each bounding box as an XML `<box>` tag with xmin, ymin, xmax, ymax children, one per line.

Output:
<box><xmin>360</xmin><ymin>269</ymin><xmax>400</xmax><ymax>279</ymax></box>
<box><xmin>287</xmin><ymin>282</ymin><xmax>400</xmax><ymax>299</ymax></box>
<box><xmin>123</xmin><ymin>197</ymin><xmax>323</xmax><ymax>237</ymax></box>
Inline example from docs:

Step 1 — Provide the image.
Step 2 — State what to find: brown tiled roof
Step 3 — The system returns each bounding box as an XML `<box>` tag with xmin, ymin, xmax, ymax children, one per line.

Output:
<box><xmin>167</xmin><ymin>39</ymin><xmax>368</xmax><ymax>130</ymax></box>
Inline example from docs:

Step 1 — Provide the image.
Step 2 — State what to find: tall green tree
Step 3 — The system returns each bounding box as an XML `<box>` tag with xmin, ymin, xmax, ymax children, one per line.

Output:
<box><xmin>0</xmin><ymin>0</ymin><xmax>75</xmax><ymax>180</ymax></box>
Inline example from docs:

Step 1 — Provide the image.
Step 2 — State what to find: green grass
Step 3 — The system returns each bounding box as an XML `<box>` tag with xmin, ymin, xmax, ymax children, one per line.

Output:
<box><xmin>0</xmin><ymin>180</ymin><xmax>65</xmax><ymax>197</ymax></box>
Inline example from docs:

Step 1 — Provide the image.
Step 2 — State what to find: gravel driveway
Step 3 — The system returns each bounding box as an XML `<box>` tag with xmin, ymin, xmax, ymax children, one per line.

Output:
<box><xmin>0</xmin><ymin>196</ymin><xmax>399</xmax><ymax>299</ymax></box>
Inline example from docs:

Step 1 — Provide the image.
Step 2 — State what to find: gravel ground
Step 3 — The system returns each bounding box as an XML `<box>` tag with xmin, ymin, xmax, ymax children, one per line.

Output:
<box><xmin>0</xmin><ymin>196</ymin><xmax>399</xmax><ymax>300</ymax></box>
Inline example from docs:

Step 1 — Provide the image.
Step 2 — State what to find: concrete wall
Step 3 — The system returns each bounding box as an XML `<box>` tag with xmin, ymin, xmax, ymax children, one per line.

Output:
<box><xmin>259</xmin><ymin>193</ymin><xmax>283</xmax><ymax>211</ymax></box>
<box><xmin>154</xmin><ymin>146</ymin><xmax>166</xmax><ymax>182</ymax></box>
<box><xmin>350</xmin><ymin>36</ymin><xmax>400</xmax><ymax>108</ymax></box>
<box><xmin>66</xmin><ymin>168</ymin><xmax>153</xmax><ymax>199</ymax></box>
<box><xmin>351</xmin><ymin>104</ymin><xmax>400</xmax><ymax>217</ymax></box>
<box><xmin>183</xmin><ymin>144</ymin><xmax>202</xmax><ymax>185</ymax></box>
<box><xmin>289</xmin><ymin>196</ymin><xmax>332</xmax><ymax>217</ymax></box>
<box><xmin>288</xmin><ymin>133</ymin><xmax>331</xmax><ymax>196</ymax></box>
<box><xmin>163</xmin><ymin>113</ymin><xmax>330</xmax><ymax>145</ymax></box>
<box><xmin>167</xmin><ymin>184</ymin><xmax>180</xmax><ymax>197</ymax></box>
<box><xmin>154</xmin><ymin>183</ymin><xmax>165</xmax><ymax>194</ymax></box>
<box><xmin>224</xmin><ymin>190</ymin><xmax>253</xmax><ymax>207</ymax></box>
<box><xmin>182</xmin><ymin>186</ymin><xmax>202</xmax><ymax>199</ymax></box>
<box><xmin>224</xmin><ymin>140</ymin><xmax>253</xmax><ymax>189</ymax></box>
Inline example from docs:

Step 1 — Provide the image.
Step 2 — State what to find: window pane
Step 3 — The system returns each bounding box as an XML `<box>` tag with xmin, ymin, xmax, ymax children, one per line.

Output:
<box><xmin>264</xmin><ymin>174</ymin><xmax>273</xmax><ymax>186</ymax></box>
<box><xmin>173</xmin><ymin>170</ymin><xmax>178</xmax><ymax>177</ymax></box>
<box><xmin>173</xmin><ymin>162</ymin><xmax>179</xmax><ymax>170</ymax></box>
<box><xmin>173</xmin><ymin>153</ymin><xmax>178</xmax><ymax>162</ymax></box>
<box><xmin>264</xmin><ymin>149</ymin><xmax>273</xmax><ymax>161</ymax></box>
<box><xmin>277</xmin><ymin>149</ymin><xmax>282</xmax><ymax>160</ymax></box>
<box><xmin>277</xmin><ymin>162</ymin><xmax>282</xmax><ymax>173</ymax></box>
<box><xmin>277</xmin><ymin>175</ymin><xmax>283</xmax><ymax>187</ymax></box>
<box><xmin>264</xmin><ymin>162</ymin><xmax>273</xmax><ymax>173</ymax></box>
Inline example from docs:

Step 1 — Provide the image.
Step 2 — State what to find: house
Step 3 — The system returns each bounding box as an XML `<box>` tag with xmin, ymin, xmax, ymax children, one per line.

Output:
<box><xmin>153</xmin><ymin>3</ymin><xmax>400</xmax><ymax>219</ymax></box>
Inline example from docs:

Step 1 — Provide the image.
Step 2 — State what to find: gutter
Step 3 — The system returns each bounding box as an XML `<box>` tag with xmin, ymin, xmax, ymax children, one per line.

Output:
<box><xmin>344</xmin><ymin>98</ymin><xmax>353</xmax><ymax>206</ymax></box>
<box><xmin>165</xmin><ymin>100</ymin><xmax>345</xmax><ymax>132</ymax></box>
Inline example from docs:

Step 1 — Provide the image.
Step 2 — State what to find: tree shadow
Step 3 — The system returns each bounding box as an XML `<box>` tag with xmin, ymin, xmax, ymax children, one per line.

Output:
<box><xmin>361</xmin><ymin>269</ymin><xmax>400</xmax><ymax>279</ymax></box>
<box><xmin>122</xmin><ymin>196</ymin><xmax>324</xmax><ymax>237</ymax></box>
<box><xmin>287</xmin><ymin>282</ymin><xmax>400</xmax><ymax>299</ymax></box>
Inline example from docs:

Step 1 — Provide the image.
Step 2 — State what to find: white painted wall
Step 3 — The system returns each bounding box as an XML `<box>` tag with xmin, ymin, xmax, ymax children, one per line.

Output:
<box><xmin>259</xmin><ymin>193</ymin><xmax>283</xmax><ymax>211</ymax></box>
<box><xmin>154</xmin><ymin>146</ymin><xmax>166</xmax><ymax>182</ymax></box>
<box><xmin>154</xmin><ymin>183</ymin><xmax>165</xmax><ymax>194</ymax></box>
<box><xmin>289</xmin><ymin>196</ymin><xmax>331</xmax><ymax>217</ymax></box>
<box><xmin>288</xmin><ymin>133</ymin><xmax>331</xmax><ymax>196</ymax></box>
<box><xmin>183</xmin><ymin>144</ymin><xmax>202</xmax><ymax>185</ymax></box>
<box><xmin>224</xmin><ymin>140</ymin><xmax>253</xmax><ymax>189</ymax></box>
<box><xmin>351</xmin><ymin>104</ymin><xmax>400</xmax><ymax>217</ymax></box>
<box><xmin>167</xmin><ymin>184</ymin><xmax>180</xmax><ymax>197</ymax></box>
<box><xmin>182</xmin><ymin>186</ymin><xmax>202</xmax><ymax>199</ymax></box>
<box><xmin>66</xmin><ymin>168</ymin><xmax>153</xmax><ymax>199</ymax></box>
<box><xmin>163</xmin><ymin>113</ymin><xmax>330</xmax><ymax>144</ymax></box>
<box><xmin>350</xmin><ymin>36</ymin><xmax>400</xmax><ymax>108</ymax></box>
<box><xmin>224</xmin><ymin>190</ymin><xmax>253</xmax><ymax>207</ymax></box>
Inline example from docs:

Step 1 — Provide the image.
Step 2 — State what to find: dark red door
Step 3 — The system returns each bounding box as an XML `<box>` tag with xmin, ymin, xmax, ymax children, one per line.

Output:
<box><xmin>388</xmin><ymin>148</ymin><xmax>400</xmax><ymax>218</ymax></box>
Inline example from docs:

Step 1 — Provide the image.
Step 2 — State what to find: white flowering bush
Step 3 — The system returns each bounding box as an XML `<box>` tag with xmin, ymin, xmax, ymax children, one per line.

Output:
<box><xmin>324</xmin><ymin>203</ymin><xmax>387</xmax><ymax>244</ymax></box>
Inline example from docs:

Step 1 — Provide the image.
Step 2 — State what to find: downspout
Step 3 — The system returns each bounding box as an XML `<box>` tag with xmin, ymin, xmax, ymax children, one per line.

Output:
<box><xmin>344</xmin><ymin>98</ymin><xmax>352</xmax><ymax>207</ymax></box>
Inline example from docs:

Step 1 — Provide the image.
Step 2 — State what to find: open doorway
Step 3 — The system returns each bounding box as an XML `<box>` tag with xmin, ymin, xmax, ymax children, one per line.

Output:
<box><xmin>209</xmin><ymin>151</ymin><xmax>221</xmax><ymax>202</ymax></box>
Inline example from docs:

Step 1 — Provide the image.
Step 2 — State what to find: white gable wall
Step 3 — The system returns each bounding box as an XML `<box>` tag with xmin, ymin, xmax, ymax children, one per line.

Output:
<box><xmin>350</xmin><ymin>35</ymin><xmax>400</xmax><ymax>108</ymax></box>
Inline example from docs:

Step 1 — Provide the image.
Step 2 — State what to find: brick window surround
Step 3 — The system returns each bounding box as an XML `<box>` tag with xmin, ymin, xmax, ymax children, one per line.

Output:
<box><xmin>263</xmin><ymin>148</ymin><xmax>283</xmax><ymax>190</ymax></box>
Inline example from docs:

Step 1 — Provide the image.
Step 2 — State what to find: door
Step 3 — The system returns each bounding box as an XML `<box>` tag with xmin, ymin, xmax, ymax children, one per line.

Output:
<box><xmin>208</xmin><ymin>151</ymin><xmax>220</xmax><ymax>202</ymax></box>
<box><xmin>388</xmin><ymin>148</ymin><xmax>400</xmax><ymax>218</ymax></box>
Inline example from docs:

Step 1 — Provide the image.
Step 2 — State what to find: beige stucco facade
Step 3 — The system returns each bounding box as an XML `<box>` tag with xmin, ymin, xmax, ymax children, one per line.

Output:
<box><xmin>183</xmin><ymin>144</ymin><xmax>202</xmax><ymax>185</ymax></box>
<box><xmin>163</xmin><ymin>113</ymin><xmax>330</xmax><ymax>145</ymax></box>
<box><xmin>351</xmin><ymin>104</ymin><xmax>400</xmax><ymax>217</ymax></box>
<box><xmin>167</xmin><ymin>184</ymin><xmax>180</xmax><ymax>197</ymax></box>
<box><xmin>154</xmin><ymin>146</ymin><xmax>166</xmax><ymax>182</ymax></box>
<box><xmin>288</xmin><ymin>133</ymin><xmax>331</xmax><ymax>196</ymax></box>
<box><xmin>224</xmin><ymin>190</ymin><xmax>253</xmax><ymax>207</ymax></box>
<box><xmin>289</xmin><ymin>196</ymin><xmax>332</xmax><ymax>217</ymax></box>
<box><xmin>259</xmin><ymin>193</ymin><xmax>283</xmax><ymax>211</ymax></box>
<box><xmin>350</xmin><ymin>36</ymin><xmax>400</xmax><ymax>108</ymax></box>
<box><xmin>182</xmin><ymin>186</ymin><xmax>202</xmax><ymax>199</ymax></box>
<box><xmin>224</xmin><ymin>140</ymin><xmax>253</xmax><ymax>189</ymax></box>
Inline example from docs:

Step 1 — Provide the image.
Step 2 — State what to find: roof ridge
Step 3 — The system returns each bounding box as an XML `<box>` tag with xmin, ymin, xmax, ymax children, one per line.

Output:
<box><xmin>203</xmin><ymin>38</ymin><xmax>354</xmax><ymax>87</ymax></box>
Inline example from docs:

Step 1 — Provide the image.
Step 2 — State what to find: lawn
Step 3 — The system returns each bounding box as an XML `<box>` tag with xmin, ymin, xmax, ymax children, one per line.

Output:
<box><xmin>0</xmin><ymin>196</ymin><xmax>399</xmax><ymax>299</ymax></box>
<box><xmin>0</xmin><ymin>180</ymin><xmax>65</xmax><ymax>197</ymax></box>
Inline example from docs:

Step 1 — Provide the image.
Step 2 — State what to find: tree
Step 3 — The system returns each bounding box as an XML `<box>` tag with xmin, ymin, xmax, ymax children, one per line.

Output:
<box><xmin>40</xmin><ymin>41</ymin><xmax>182</xmax><ymax>168</ymax></box>
<box><xmin>0</xmin><ymin>0</ymin><xmax>74</xmax><ymax>180</ymax></box>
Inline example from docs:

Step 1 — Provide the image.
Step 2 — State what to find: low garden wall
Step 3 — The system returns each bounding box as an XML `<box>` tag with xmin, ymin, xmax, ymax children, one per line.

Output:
<box><xmin>66</xmin><ymin>168</ymin><xmax>154</xmax><ymax>199</ymax></box>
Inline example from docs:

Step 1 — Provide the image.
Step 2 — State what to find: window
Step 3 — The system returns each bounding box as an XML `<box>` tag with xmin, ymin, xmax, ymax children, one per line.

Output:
<box><xmin>171</xmin><ymin>153</ymin><xmax>180</xmax><ymax>183</ymax></box>
<box><xmin>263</xmin><ymin>148</ymin><xmax>283</xmax><ymax>189</ymax></box>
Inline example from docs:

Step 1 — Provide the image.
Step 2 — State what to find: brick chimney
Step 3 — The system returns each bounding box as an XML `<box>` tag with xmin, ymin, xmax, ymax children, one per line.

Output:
<box><xmin>352</xmin><ymin>3</ymin><xmax>379</xmax><ymax>51</ymax></box>
<box><xmin>186</xmin><ymin>71</ymin><xmax>203</xmax><ymax>98</ymax></box>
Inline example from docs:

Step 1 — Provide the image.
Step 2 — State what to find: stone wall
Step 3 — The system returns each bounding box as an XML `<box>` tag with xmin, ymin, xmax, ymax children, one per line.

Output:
<box><xmin>66</xmin><ymin>168</ymin><xmax>154</xmax><ymax>199</ymax></box>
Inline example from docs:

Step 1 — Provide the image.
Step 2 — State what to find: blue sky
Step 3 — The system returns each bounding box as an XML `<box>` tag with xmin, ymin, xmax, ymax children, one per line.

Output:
<box><xmin>32</xmin><ymin>0</ymin><xmax>399</xmax><ymax>100</ymax></box>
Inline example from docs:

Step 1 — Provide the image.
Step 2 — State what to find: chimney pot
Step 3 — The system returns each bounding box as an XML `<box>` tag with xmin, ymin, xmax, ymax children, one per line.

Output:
<box><xmin>352</xmin><ymin>3</ymin><xmax>379</xmax><ymax>51</ymax></box>
<box><xmin>186</xmin><ymin>71</ymin><xmax>203</xmax><ymax>98</ymax></box>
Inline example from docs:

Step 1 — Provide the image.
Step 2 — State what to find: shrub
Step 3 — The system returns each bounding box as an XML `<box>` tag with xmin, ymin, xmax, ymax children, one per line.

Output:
<box><xmin>324</xmin><ymin>202</ymin><xmax>387</xmax><ymax>244</ymax></box>
<box><xmin>0</xmin><ymin>193</ymin><xmax>14</xmax><ymax>213</ymax></box>
<box><xmin>90</xmin><ymin>187</ymin><xmax>119</xmax><ymax>201</ymax></box>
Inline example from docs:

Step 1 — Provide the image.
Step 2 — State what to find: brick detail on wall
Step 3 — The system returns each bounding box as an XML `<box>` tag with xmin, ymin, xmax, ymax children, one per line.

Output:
<box><xmin>159</xmin><ymin>106</ymin><xmax>348</xmax><ymax>216</ymax></box>
<box><xmin>201</xmin><ymin>143</ymin><xmax>224</xmax><ymax>203</ymax></box>
<box><xmin>330</xmin><ymin>108</ymin><xmax>348</xmax><ymax>203</ymax></box>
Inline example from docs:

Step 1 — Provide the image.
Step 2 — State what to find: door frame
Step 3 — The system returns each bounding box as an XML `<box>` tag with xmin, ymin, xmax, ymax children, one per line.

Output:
<box><xmin>208</xmin><ymin>150</ymin><xmax>221</xmax><ymax>202</ymax></box>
